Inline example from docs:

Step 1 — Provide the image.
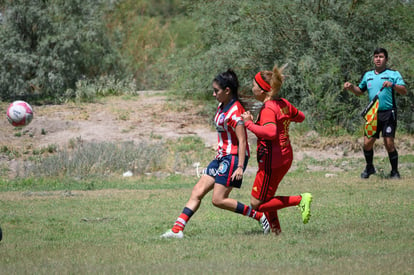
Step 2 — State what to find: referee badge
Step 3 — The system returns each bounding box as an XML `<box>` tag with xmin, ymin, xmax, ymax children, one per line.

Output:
<box><xmin>386</xmin><ymin>126</ymin><xmax>392</xmax><ymax>134</ymax></box>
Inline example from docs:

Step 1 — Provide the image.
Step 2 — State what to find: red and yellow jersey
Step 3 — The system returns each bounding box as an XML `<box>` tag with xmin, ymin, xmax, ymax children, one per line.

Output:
<box><xmin>246</xmin><ymin>98</ymin><xmax>304</xmax><ymax>169</ymax></box>
<box><xmin>214</xmin><ymin>99</ymin><xmax>250</xmax><ymax>159</ymax></box>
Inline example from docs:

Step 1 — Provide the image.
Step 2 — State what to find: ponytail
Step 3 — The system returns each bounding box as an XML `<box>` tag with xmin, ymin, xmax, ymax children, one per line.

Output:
<box><xmin>258</xmin><ymin>63</ymin><xmax>288</xmax><ymax>100</ymax></box>
<box><xmin>269</xmin><ymin>64</ymin><xmax>287</xmax><ymax>99</ymax></box>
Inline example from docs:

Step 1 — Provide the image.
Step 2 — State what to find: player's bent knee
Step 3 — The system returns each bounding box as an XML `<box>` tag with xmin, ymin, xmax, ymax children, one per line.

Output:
<box><xmin>211</xmin><ymin>197</ymin><xmax>225</xmax><ymax>209</ymax></box>
<box><xmin>250</xmin><ymin>197</ymin><xmax>262</xmax><ymax>210</ymax></box>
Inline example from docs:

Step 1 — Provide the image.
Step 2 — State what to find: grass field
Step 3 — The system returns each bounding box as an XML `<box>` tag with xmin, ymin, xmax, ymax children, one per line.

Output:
<box><xmin>1</xmin><ymin>154</ymin><xmax>413</xmax><ymax>274</ymax></box>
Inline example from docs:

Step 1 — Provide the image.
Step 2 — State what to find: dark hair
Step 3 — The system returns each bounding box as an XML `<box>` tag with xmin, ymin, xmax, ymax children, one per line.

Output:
<box><xmin>213</xmin><ymin>69</ymin><xmax>239</xmax><ymax>100</ymax></box>
<box><xmin>373</xmin><ymin>48</ymin><xmax>388</xmax><ymax>59</ymax></box>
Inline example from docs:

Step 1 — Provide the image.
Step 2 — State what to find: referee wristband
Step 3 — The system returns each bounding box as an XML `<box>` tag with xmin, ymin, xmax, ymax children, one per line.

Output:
<box><xmin>237</xmin><ymin>165</ymin><xmax>244</xmax><ymax>169</ymax></box>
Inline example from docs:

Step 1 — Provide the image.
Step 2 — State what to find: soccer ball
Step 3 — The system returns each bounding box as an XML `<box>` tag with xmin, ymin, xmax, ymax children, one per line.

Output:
<box><xmin>6</xmin><ymin>100</ymin><xmax>34</xmax><ymax>127</ymax></box>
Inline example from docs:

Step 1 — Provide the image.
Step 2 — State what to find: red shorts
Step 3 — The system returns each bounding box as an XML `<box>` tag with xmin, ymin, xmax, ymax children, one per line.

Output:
<box><xmin>251</xmin><ymin>161</ymin><xmax>292</xmax><ymax>202</ymax></box>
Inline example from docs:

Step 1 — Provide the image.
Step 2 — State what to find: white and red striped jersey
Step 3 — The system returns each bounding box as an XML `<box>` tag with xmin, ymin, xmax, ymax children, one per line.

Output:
<box><xmin>214</xmin><ymin>99</ymin><xmax>250</xmax><ymax>159</ymax></box>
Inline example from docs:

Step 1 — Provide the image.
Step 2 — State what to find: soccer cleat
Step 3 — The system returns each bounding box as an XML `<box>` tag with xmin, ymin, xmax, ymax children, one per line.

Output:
<box><xmin>389</xmin><ymin>170</ymin><xmax>401</xmax><ymax>179</ymax></box>
<box><xmin>160</xmin><ymin>229</ymin><xmax>184</xmax><ymax>239</ymax></box>
<box><xmin>299</xmin><ymin>193</ymin><xmax>312</xmax><ymax>224</ymax></box>
<box><xmin>259</xmin><ymin>213</ymin><xmax>270</xmax><ymax>235</ymax></box>
<box><xmin>361</xmin><ymin>166</ymin><xmax>376</xmax><ymax>179</ymax></box>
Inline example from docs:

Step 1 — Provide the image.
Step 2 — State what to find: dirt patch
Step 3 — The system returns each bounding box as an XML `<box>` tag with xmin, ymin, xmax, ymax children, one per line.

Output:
<box><xmin>1</xmin><ymin>91</ymin><xmax>413</xmax><ymax>178</ymax></box>
<box><xmin>0</xmin><ymin>91</ymin><xmax>215</xmax><ymax>178</ymax></box>
<box><xmin>1</xmin><ymin>91</ymin><xmax>212</xmax><ymax>149</ymax></box>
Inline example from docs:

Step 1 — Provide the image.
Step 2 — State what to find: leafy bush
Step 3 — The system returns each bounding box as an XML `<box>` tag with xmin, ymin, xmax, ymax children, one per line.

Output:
<box><xmin>64</xmin><ymin>75</ymin><xmax>138</xmax><ymax>103</ymax></box>
<box><xmin>105</xmin><ymin>0</ymin><xmax>195</xmax><ymax>90</ymax></box>
<box><xmin>170</xmin><ymin>0</ymin><xmax>414</xmax><ymax>134</ymax></box>
<box><xmin>0</xmin><ymin>0</ymin><xmax>122</xmax><ymax>101</ymax></box>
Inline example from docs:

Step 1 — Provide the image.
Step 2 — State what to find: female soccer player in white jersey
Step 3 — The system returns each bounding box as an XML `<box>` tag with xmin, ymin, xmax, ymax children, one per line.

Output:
<box><xmin>161</xmin><ymin>69</ymin><xmax>269</xmax><ymax>238</ymax></box>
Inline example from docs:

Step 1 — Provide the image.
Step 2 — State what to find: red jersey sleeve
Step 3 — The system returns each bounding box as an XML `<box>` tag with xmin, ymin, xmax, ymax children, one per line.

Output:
<box><xmin>245</xmin><ymin>107</ymin><xmax>277</xmax><ymax>140</ymax></box>
<box><xmin>285</xmin><ymin>99</ymin><xmax>305</xmax><ymax>122</ymax></box>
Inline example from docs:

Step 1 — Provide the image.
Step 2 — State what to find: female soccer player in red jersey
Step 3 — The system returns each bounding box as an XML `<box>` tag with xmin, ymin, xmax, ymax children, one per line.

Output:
<box><xmin>241</xmin><ymin>64</ymin><xmax>312</xmax><ymax>235</ymax></box>
<box><xmin>161</xmin><ymin>69</ymin><xmax>269</xmax><ymax>239</ymax></box>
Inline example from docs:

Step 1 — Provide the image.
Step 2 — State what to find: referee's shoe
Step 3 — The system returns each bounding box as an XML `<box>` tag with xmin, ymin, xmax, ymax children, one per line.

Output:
<box><xmin>361</xmin><ymin>166</ymin><xmax>376</xmax><ymax>179</ymax></box>
<box><xmin>389</xmin><ymin>170</ymin><xmax>401</xmax><ymax>179</ymax></box>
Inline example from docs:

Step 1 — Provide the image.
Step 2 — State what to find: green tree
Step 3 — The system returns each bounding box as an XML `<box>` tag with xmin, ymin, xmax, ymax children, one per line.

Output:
<box><xmin>0</xmin><ymin>0</ymin><xmax>122</xmax><ymax>101</ymax></box>
<box><xmin>171</xmin><ymin>0</ymin><xmax>413</xmax><ymax>134</ymax></box>
<box><xmin>105</xmin><ymin>0</ymin><xmax>193</xmax><ymax>90</ymax></box>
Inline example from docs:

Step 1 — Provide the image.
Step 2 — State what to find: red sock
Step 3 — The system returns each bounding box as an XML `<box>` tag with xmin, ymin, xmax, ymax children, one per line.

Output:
<box><xmin>265</xmin><ymin>211</ymin><xmax>281</xmax><ymax>235</ymax></box>
<box><xmin>172</xmin><ymin>213</ymin><xmax>190</xmax><ymax>233</ymax></box>
<box><xmin>242</xmin><ymin>205</ymin><xmax>262</xmax><ymax>221</ymax></box>
<box><xmin>258</xmin><ymin>196</ymin><xmax>301</xmax><ymax>212</ymax></box>
<box><xmin>236</xmin><ymin>202</ymin><xmax>262</xmax><ymax>221</ymax></box>
<box><xmin>255</xmin><ymin>211</ymin><xmax>263</xmax><ymax>221</ymax></box>
<box><xmin>171</xmin><ymin>207</ymin><xmax>194</xmax><ymax>233</ymax></box>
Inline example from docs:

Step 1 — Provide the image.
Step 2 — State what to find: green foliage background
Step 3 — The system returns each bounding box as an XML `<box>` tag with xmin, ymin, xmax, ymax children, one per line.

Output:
<box><xmin>0</xmin><ymin>0</ymin><xmax>413</xmax><ymax>134</ymax></box>
<box><xmin>171</xmin><ymin>0</ymin><xmax>413</xmax><ymax>134</ymax></box>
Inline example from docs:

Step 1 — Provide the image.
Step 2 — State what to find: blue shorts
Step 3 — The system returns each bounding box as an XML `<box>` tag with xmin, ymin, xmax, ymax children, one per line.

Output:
<box><xmin>205</xmin><ymin>155</ymin><xmax>249</xmax><ymax>188</ymax></box>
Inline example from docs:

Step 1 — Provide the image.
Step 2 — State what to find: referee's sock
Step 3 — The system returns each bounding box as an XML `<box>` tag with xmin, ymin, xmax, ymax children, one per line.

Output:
<box><xmin>388</xmin><ymin>150</ymin><xmax>399</xmax><ymax>172</ymax></box>
<box><xmin>363</xmin><ymin>149</ymin><xmax>374</xmax><ymax>167</ymax></box>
